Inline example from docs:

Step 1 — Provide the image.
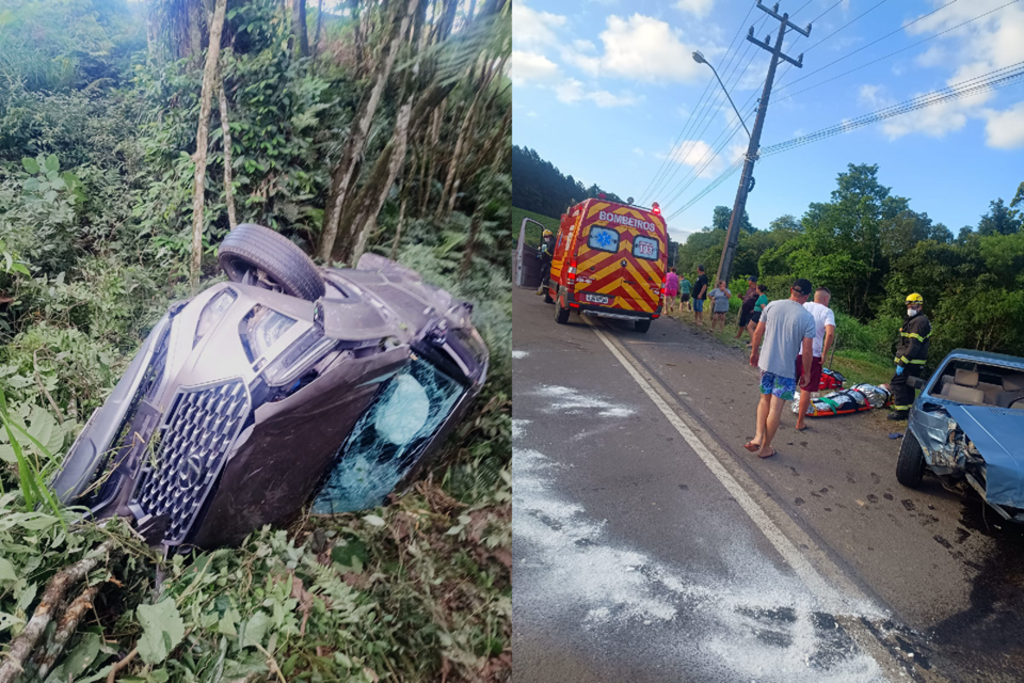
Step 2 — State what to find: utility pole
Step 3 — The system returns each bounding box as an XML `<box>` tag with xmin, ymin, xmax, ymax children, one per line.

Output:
<box><xmin>715</xmin><ymin>2</ymin><xmax>810</xmax><ymax>286</ymax></box>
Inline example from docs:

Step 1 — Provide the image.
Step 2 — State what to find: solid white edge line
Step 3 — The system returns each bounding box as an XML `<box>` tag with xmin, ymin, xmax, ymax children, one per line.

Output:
<box><xmin>586</xmin><ymin>320</ymin><xmax>838</xmax><ymax>602</ymax></box>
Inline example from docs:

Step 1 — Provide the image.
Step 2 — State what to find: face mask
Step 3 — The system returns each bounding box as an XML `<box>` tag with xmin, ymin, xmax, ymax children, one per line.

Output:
<box><xmin>907</xmin><ymin>308</ymin><xmax>918</xmax><ymax>317</ymax></box>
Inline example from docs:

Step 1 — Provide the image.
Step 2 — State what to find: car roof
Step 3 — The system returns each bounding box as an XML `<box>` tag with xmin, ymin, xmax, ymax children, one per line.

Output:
<box><xmin>942</xmin><ymin>348</ymin><xmax>1024</xmax><ymax>371</ymax></box>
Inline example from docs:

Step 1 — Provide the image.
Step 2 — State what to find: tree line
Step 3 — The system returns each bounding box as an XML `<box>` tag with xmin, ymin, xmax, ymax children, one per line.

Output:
<box><xmin>512</xmin><ymin>144</ymin><xmax>624</xmax><ymax>218</ymax></box>
<box><xmin>675</xmin><ymin>164</ymin><xmax>1024</xmax><ymax>364</ymax></box>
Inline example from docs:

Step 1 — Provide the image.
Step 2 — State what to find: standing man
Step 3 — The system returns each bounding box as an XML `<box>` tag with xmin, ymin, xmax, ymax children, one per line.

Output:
<box><xmin>746</xmin><ymin>279</ymin><xmax>816</xmax><ymax>459</ymax></box>
<box><xmin>536</xmin><ymin>229</ymin><xmax>555</xmax><ymax>296</ymax></box>
<box><xmin>693</xmin><ymin>264</ymin><xmax>709</xmax><ymax>327</ymax></box>
<box><xmin>795</xmin><ymin>287</ymin><xmax>836</xmax><ymax>431</ymax></box>
<box><xmin>888</xmin><ymin>293</ymin><xmax>931</xmax><ymax>421</ymax></box>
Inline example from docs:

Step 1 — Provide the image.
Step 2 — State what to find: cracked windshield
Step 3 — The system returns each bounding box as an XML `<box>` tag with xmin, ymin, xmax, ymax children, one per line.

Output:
<box><xmin>512</xmin><ymin>0</ymin><xmax>1024</xmax><ymax>681</ymax></box>
<box><xmin>0</xmin><ymin>0</ymin><xmax>510</xmax><ymax>681</ymax></box>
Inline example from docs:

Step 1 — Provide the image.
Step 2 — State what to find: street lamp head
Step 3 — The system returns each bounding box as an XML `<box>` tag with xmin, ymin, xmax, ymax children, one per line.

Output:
<box><xmin>692</xmin><ymin>50</ymin><xmax>706</xmax><ymax>65</ymax></box>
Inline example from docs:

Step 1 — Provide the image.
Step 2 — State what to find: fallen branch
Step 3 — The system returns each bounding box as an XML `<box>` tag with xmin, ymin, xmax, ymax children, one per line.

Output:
<box><xmin>34</xmin><ymin>582</ymin><xmax>104</xmax><ymax>680</ymax></box>
<box><xmin>105</xmin><ymin>646</ymin><xmax>137</xmax><ymax>683</ymax></box>
<box><xmin>0</xmin><ymin>539</ymin><xmax>118</xmax><ymax>683</ymax></box>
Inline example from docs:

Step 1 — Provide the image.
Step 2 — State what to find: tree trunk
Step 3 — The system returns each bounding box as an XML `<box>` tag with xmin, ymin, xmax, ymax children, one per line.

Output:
<box><xmin>319</xmin><ymin>0</ymin><xmax>419</xmax><ymax>264</ymax></box>
<box><xmin>218</xmin><ymin>78</ymin><xmax>237</xmax><ymax>229</ymax></box>
<box><xmin>188</xmin><ymin>0</ymin><xmax>205</xmax><ymax>67</ymax></box>
<box><xmin>313</xmin><ymin>0</ymin><xmax>325</xmax><ymax>58</ymax></box>
<box><xmin>390</xmin><ymin>195</ymin><xmax>409</xmax><ymax>260</ymax></box>
<box><xmin>190</xmin><ymin>0</ymin><xmax>229</xmax><ymax>288</ymax></box>
<box><xmin>420</xmin><ymin>104</ymin><xmax>443</xmax><ymax>214</ymax></box>
<box><xmin>431</xmin><ymin>0</ymin><xmax>459</xmax><ymax>44</ymax></box>
<box><xmin>292</xmin><ymin>0</ymin><xmax>310</xmax><ymax>57</ymax></box>
<box><xmin>438</xmin><ymin>83</ymin><xmax>484</xmax><ymax>219</ymax></box>
<box><xmin>460</xmin><ymin>211</ymin><xmax>481</xmax><ymax>281</ymax></box>
<box><xmin>348</xmin><ymin>98</ymin><xmax>413</xmax><ymax>265</ymax></box>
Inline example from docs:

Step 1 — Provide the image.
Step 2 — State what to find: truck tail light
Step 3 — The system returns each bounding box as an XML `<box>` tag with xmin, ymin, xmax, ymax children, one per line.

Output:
<box><xmin>567</xmin><ymin>257</ymin><xmax>577</xmax><ymax>285</ymax></box>
<box><xmin>652</xmin><ymin>313</ymin><xmax>660</xmax><ymax>319</ymax></box>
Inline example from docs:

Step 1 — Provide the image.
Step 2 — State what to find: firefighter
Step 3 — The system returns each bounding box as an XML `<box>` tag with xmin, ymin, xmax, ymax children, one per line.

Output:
<box><xmin>536</xmin><ymin>229</ymin><xmax>555</xmax><ymax>295</ymax></box>
<box><xmin>888</xmin><ymin>293</ymin><xmax>931</xmax><ymax>421</ymax></box>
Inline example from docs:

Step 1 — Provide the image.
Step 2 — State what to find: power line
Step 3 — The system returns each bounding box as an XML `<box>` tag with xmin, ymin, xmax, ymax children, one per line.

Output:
<box><xmin>639</xmin><ymin>2</ymin><xmax>759</xmax><ymax>203</ymax></box>
<box><xmin>763</xmin><ymin>61</ymin><xmax>1024</xmax><ymax>156</ymax></box>
<box><xmin>803</xmin><ymin>0</ymin><xmax>890</xmax><ymax>54</ymax></box>
<box><xmin>664</xmin><ymin>61</ymin><xmax>1024</xmax><ymax>220</ymax></box>
<box><xmin>652</xmin><ymin>16</ymin><xmax>771</xmax><ymax>204</ymax></box>
<box><xmin>646</xmin><ymin>13</ymin><xmax>769</xmax><ymax>203</ymax></box>
<box><xmin>774</xmin><ymin>0</ymin><xmax>1022</xmax><ymax>103</ymax></box>
<box><xmin>667</xmin><ymin>159</ymin><xmax>744</xmax><ymax>221</ymax></box>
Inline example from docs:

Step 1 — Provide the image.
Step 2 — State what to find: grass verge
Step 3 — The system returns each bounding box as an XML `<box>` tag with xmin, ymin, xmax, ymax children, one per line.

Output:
<box><xmin>512</xmin><ymin>207</ymin><xmax>559</xmax><ymax>248</ymax></box>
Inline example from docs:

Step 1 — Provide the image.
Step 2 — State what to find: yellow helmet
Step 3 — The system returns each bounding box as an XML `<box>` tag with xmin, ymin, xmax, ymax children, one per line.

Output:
<box><xmin>905</xmin><ymin>293</ymin><xmax>924</xmax><ymax>304</ymax></box>
<box><xmin>542</xmin><ymin>229</ymin><xmax>553</xmax><ymax>237</ymax></box>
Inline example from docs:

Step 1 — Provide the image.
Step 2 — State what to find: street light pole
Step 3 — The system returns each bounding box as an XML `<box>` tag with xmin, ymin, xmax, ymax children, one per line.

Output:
<box><xmin>711</xmin><ymin>1</ymin><xmax>810</xmax><ymax>286</ymax></box>
<box><xmin>692</xmin><ymin>51</ymin><xmax>751</xmax><ymax>139</ymax></box>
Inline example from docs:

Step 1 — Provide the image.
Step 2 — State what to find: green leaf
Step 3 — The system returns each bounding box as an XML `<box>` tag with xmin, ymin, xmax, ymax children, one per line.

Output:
<box><xmin>62</xmin><ymin>632</ymin><xmax>102</xmax><ymax>676</ymax></box>
<box><xmin>240</xmin><ymin>610</ymin><xmax>269</xmax><ymax>649</ymax></box>
<box><xmin>136</xmin><ymin>599</ymin><xmax>185</xmax><ymax>665</ymax></box>
<box><xmin>44</xmin><ymin>154</ymin><xmax>59</xmax><ymax>173</ymax></box>
<box><xmin>43</xmin><ymin>190</ymin><xmax>58</xmax><ymax>203</ymax></box>
<box><xmin>21</xmin><ymin>158</ymin><xmax>39</xmax><ymax>174</ymax></box>
<box><xmin>0</xmin><ymin>557</ymin><xmax>16</xmax><ymax>582</ymax></box>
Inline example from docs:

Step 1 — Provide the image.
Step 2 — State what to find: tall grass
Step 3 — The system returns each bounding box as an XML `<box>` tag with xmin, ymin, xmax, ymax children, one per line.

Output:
<box><xmin>0</xmin><ymin>386</ymin><xmax>65</xmax><ymax>517</ymax></box>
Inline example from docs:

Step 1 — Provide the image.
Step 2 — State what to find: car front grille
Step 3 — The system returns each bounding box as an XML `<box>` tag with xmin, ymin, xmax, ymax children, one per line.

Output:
<box><xmin>130</xmin><ymin>379</ymin><xmax>250</xmax><ymax>544</ymax></box>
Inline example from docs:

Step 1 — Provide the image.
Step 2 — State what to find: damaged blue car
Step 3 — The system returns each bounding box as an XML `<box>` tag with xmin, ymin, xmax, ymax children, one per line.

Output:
<box><xmin>896</xmin><ymin>349</ymin><xmax>1024</xmax><ymax>521</ymax></box>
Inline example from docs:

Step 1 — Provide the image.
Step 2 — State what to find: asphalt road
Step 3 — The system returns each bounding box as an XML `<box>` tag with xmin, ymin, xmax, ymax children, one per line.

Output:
<box><xmin>512</xmin><ymin>287</ymin><xmax>1024</xmax><ymax>683</ymax></box>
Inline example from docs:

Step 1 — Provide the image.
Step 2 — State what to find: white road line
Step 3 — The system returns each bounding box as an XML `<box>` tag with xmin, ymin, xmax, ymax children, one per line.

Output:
<box><xmin>585</xmin><ymin>319</ymin><xmax>841</xmax><ymax>604</ymax></box>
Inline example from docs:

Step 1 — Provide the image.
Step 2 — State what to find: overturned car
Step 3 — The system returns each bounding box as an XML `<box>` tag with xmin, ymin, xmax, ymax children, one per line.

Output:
<box><xmin>52</xmin><ymin>224</ymin><xmax>488</xmax><ymax>551</ymax></box>
<box><xmin>896</xmin><ymin>349</ymin><xmax>1024</xmax><ymax>521</ymax></box>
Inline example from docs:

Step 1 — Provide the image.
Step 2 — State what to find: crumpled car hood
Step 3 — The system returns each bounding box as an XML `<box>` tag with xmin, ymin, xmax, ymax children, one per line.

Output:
<box><xmin>946</xmin><ymin>404</ymin><xmax>1024</xmax><ymax>508</ymax></box>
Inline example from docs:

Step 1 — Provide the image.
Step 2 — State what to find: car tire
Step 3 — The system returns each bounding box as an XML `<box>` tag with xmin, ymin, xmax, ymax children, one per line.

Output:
<box><xmin>635</xmin><ymin>319</ymin><xmax>651</xmax><ymax>333</ymax></box>
<box><xmin>896</xmin><ymin>429</ymin><xmax>925</xmax><ymax>488</ymax></box>
<box><xmin>554</xmin><ymin>289</ymin><xmax>569</xmax><ymax>324</ymax></box>
<box><xmin>218</xmin><ymin>223</ymin><xmax>325</xmax><ymax>301</ymax></box>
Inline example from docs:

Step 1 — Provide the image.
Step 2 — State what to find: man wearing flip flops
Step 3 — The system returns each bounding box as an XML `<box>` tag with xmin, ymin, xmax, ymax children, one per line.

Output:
<box><xmin>745</xmin><ymin>278</ymin><xmax>816</xmax><ymax>459</ymax></box>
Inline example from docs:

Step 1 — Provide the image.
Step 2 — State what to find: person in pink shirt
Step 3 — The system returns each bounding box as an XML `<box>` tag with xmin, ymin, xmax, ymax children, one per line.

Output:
<box><xmin>664</xmin><ymin>267</ymin><xmax>680</xmax><ymax>315</ymax></box>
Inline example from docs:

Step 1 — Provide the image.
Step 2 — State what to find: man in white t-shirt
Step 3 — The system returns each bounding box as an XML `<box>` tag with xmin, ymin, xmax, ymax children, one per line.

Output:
<box><xmin>795</xmin><ymin>287</ymin><xmax>836</xmax><ymax>431</ymax></box>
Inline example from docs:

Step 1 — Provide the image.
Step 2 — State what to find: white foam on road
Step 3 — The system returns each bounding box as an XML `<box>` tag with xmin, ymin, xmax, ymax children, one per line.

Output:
<box><xmin>514</xmin><ymin>421</ymin><xmax>887</xmax><ymax>682</ymax></box>
<box><xmin>534</xmin><ymin>384</ymin><xmax>636</xmax><ymax>417</ymax></box>
<box><xmin>513</xmin><ymin>350</ymin><xmax>529</xmax><ymax>359</ymax></box>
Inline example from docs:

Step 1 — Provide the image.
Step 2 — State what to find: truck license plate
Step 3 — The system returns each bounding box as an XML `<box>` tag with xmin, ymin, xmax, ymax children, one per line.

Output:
<box><xmin>585</xmin><ymin>293</ymin><xmax>610</xmax><ymax>304</ymax></box>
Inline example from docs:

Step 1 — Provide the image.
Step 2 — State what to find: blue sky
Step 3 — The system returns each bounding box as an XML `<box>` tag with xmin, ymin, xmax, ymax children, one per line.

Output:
<box><xmin>511</xmin><ymin>0</ymin><xmax>1024</xmax><ymax>242</ymax></box>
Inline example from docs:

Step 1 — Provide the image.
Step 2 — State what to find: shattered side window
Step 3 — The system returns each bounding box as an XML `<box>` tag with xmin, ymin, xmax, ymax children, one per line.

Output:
<box><xmin>311</xmin><ymin>357</ymin><xmax>466</xmax><ymax>514</ymax></box>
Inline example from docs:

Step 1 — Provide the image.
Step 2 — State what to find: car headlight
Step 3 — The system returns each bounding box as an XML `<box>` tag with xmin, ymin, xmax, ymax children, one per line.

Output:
<box><xmin>194</xmin><ymin>289</ymin><xmax>238</xmax><ymax>346</ymax></box>
<box><xmin>247</xmin><ymin>308</ymin><xmax>297</xmax><ymax>358</ymax></box>
<box><xmin>263</xmin><ymin>327</ymin><xmax>337</xmax><ymax>387</ymax></box>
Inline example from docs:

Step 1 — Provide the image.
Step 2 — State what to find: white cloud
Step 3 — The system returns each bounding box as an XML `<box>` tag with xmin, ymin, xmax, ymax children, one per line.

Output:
<box><xmin>555</xmin><ymin>78</ymin><xmax>585</xmax><ymax>104</ymax></box>
<box><xmin>983</xmin><ymin>101</ymin><xmax>1024</xmax><ymax>149</ymax></box>
<box><xmin>512</xmin><ymin>0</ymin><xmax>567</xmax><ymax>50</ymax></box>
<box><xmin>883</xmin><ymin>1</ymin><xmax>1024</xmax><ymax>147</ymax></box>
<box><xmin>527</xmin><ymin>111</ymin><xmax>539</xmax><ymax>118</ymax></box>
<box><xmin>674</xmin><ymin>0</ymin><xmax>714</xmax><ymax>18</ymax></box>
<box><xmin>563</xmin><ymin>14</ymin><xmax>711</xmax><ymax>83</ymax></box>
<box><xmin>656</xmin><ymin>139</ymin><xmax>740</xmax><ymax>179</ymax></box>
<box><xmin>553</xmin><ymin>78</ymin><xmax>634</xmax><ymax>107</ymax></box>
<box><xmin>633</xmin><ymin>147</ymin><xmax>645</xmax><ymax>156</ymax></box>
<box><xmin>573</xmin><ymin>39</ymin><xmax>597</xmax><ymax>52</ymax></box>
<box><xmin>511</xmin><ymin>51</ymin><xmax>560</xmax><ymax>85</ymax></box>
<box><xmin>588</xmin><ymin>89</ymin><xmax>633</xmax><ymax>107</ymax></box>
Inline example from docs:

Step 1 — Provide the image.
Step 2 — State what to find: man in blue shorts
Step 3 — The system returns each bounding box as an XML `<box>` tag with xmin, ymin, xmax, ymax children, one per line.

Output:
<box><xmin>745</xmin><ymin>278</ymin><xmax>815</xmax><ymax>459</ymax></box>
<box><xmin>692</xmin><ymin>264</ymin><xmax>709</xmax><ymax>326</ymax></box>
